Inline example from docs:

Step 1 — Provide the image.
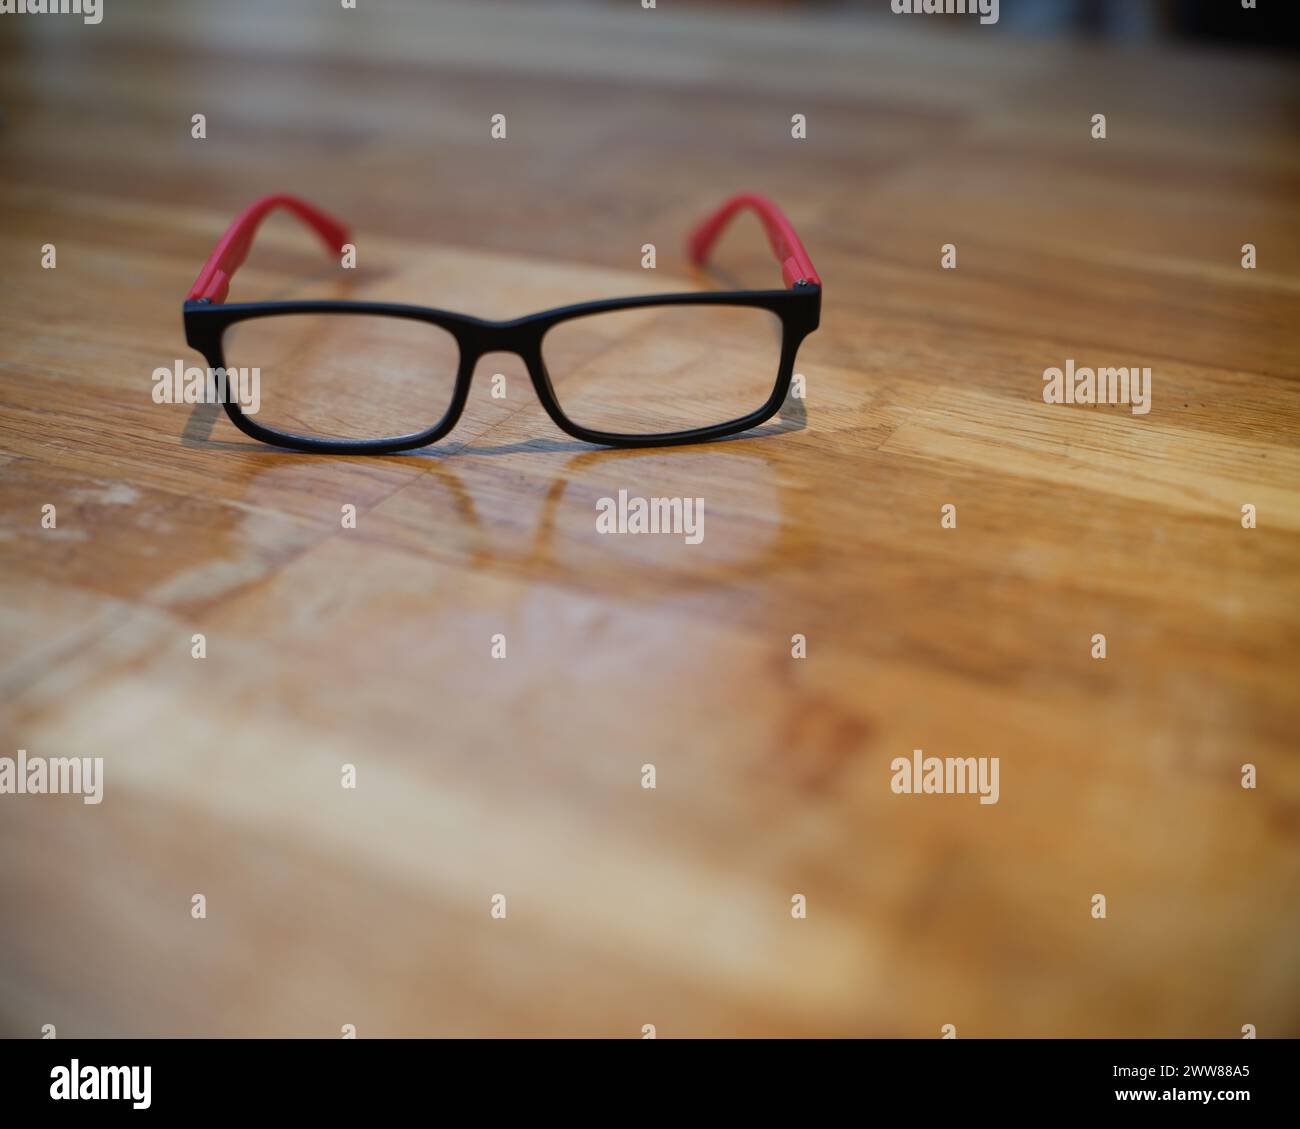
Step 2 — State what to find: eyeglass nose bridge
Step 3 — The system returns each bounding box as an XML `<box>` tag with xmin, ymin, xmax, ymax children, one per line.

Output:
<box><xmin>454</xmin><ymin>317</ymin><xmax>548</xmax><ymax>379</ymax></box>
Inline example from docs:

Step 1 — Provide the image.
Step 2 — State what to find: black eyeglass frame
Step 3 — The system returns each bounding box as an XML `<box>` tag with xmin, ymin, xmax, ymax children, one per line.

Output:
<box><xmin>183</xmin><ymin>283</ymin><xmax>821</xmax><ymax>454</ymax></box>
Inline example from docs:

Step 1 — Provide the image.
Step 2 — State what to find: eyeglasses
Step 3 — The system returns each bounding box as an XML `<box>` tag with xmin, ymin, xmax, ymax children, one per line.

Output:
<box><xmin>182</xmin><ymin>193</ymin><xmax>821</xmax><ymax>453</ymax></box>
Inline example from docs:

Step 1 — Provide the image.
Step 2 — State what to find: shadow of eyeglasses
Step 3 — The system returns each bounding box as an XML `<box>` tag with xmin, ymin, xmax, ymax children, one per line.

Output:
<box><xmin>180</xmin><ymin>407</ymin><xmax>817</xmax><ymax>587</ymax></box>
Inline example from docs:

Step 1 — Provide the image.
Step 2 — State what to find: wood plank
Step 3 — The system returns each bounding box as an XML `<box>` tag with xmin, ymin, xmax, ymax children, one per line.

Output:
<box><xmin>1</xmin><ymin>0</ymin><xmax>1297</xmax><ymax>1037</ymax></box>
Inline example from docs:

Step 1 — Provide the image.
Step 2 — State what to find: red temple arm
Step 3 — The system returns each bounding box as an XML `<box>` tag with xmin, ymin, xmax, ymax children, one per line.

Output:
<box><xmin>187</xmin><ymin>194</ymin><xmax>351</xmax><ymax>303</ymax></box>
<box><xmin>687</xmin><ymin>192</ymin><xmax>821</xmax><ymax>289</ymax></box>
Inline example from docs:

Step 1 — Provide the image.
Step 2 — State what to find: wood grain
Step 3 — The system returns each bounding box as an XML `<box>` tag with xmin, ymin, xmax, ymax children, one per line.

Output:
<box><xmin>1</xmin><ymin>0</ymin><xmax>1297</xmax><ymax>1037</ymax></box>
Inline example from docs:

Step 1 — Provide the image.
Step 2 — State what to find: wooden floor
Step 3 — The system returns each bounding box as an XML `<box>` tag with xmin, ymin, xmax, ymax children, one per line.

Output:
<box><xmin>2</xmin><ymin>0</ymin><xmax>1298</xmax><ymax>1037</ymax></box>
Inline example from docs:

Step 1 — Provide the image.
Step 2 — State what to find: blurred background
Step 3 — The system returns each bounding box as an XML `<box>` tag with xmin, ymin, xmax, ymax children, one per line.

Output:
<box><xmin>1002</xmin><ymin>0</ymin><xmax>1295</xmax><ymax>45</ymax></box>
<box><xmin>648</xmin><ymin>0</ymin><xmax>1299</xmax><ymax>47</ymax></box>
